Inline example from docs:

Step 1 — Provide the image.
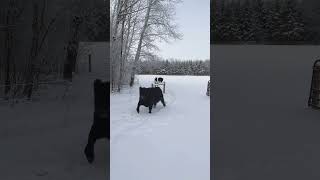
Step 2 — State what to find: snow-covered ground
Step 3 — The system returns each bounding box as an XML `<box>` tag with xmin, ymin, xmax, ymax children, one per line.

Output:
<box><xmin>0</xmin><ymin>73</ymin><xmax>108</xmax><ymax>180</ymax></box>
<box><xmin>212</xmin><ymin>45</ymin><xmax>320</xmax><ymax>180</ymax></box>
<box><xmin>110</xmin><ymin>75</ymin><xmax>210</xmax><ymax>180</ymax></box>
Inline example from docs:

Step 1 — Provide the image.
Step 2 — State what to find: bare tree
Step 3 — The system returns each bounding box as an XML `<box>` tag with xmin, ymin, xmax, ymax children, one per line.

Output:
<box><xmin>24</xmin><ymin>0</ymin><xmax>57</xmax><ymax>99</ymax></box>
<box><xmin>111</xmin><ymin>0</ymin><xmax>144</xmax><ymax>91</ymax></box>
<box><xmin>129</xmin><ymin>0</ymin><xmax>182</xmax><ymax>86</ymax></box>
<box><xmin>0</xmin><ymin>0</ymin><xmax>109</xmax><ymax>100</ymax></box>
<box><xmin>111</xmin><ymin>0</ymin><xmax>181</xmax><ymax>91</ymax></box>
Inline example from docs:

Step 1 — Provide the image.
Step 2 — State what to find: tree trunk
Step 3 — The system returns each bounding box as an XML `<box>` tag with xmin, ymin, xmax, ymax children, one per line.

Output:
<box><xmin>124</xmin><ymin>3</ymin><xmax>138</xmax><ymax>61</ymax></box>
<box><xmin>117</xmin><ymin>9</ymin><xmax>126</xmax><ymax>92</ymax></box>
<box><xmin>24</xmin><ymin>2</ymin><xmax>40</xmax><ymax>99</ymax></box>
<box><xmin>111</xmin><ymin>0</ymin><xmax>122</xmax><ymax>91</ymax></box>
<box><xmin>129</xmin><ymin>0</ymin><xmax>152</xmax><ymax>87</ymax></box>
<box><xmin>4</xmin><ymin>12</ymin><xmax>12</xmax><ymax>95</ymax></box>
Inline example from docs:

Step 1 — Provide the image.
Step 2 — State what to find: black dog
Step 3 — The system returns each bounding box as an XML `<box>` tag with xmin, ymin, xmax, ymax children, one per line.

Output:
<box><xmin>84</xmin><ymin>79</ymin><xmax>109</xmax><ymax>163</ymax></box>
<box><xmin>136</xmin><ymin>87</ymin><xmax>166</xmax><ymax>113</ymax></box>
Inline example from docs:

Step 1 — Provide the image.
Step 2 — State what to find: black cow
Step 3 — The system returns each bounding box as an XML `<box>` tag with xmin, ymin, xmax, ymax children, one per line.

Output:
<box><xmin>84</xmin><ymin>79</ymin><xmax>109</xmax><ymax>163</ymax></box>
<box><xmin>136</xmin><ymin>87</ymin><xmax>166</xmax><ymax>113</ymax></box>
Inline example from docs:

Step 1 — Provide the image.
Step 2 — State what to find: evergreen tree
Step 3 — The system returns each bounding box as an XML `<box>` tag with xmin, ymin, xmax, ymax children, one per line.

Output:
<box><xmin>241</xmin><ymin>0</ymin><xmax>255</xmax><ymax>42</ymax></box>
<box><xmin>265</xmin><ymin>0</ymin><xmax>282</xmax><ymax>42</ymax></box>
<box><xmin>230</xmin><ymin>0</ymin><xmax>242</xmax><ymax>41</ymax></box>
<box><xmin>211</xmin><ymin>0</ymin><xmax>316</xmax><ymax>44</ymax></box>
<box><xmin>139</xmin><ymin>59</ymin><xmax>210</xmax><ymax>76</ymax></box>
<box><xmin>251</xmin><ymin>0</ymin><xmax>267</xmax><ymax>43</ymax></box>
<box><xmin>278</xmin><ymin>0</ymin><xmax>305</xmax><ymax>42</ymax></box>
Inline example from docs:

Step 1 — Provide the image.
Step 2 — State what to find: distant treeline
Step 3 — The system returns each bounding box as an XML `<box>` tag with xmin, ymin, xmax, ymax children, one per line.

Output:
<box><xmin>138</xmin><ymin>59</ymin><xmax>210</xmax><ymax>76</ymax></box>
<box><xmin>211</xmin><ymin>0</ymin><xmax>320</xmax><ymax>44</ymax></box>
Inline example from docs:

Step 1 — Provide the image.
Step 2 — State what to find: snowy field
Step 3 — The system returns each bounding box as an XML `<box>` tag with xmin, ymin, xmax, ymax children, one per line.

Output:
<box><xmin>0</xmin><ymin>74</ymin><xmax>108</xmax><ymax>180</ymax></box>
<box><xmin>212</xmin><ymin>45</ymin><xmax>320</xmax><ymax>180</ymax></box>
<box><xmin>111</xmin><ymin>75</ymin><xmax>210</xmax><ymax>180</ymax></box>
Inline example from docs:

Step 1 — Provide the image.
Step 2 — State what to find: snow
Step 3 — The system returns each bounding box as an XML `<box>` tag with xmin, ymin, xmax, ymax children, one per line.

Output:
<box><xmin>212</xmin><ymin>45</ymin><xmax>320</xmax><ymax>179</ymax></box>
<box><xmin>110</xmin><ymin>75</ymin><xmax>210</xmax><ymax>180</ymax></box>
<box><xmin>0</xmin><ymin>73</ymin><xmax>108</xmax><ymax>180</ymax></box>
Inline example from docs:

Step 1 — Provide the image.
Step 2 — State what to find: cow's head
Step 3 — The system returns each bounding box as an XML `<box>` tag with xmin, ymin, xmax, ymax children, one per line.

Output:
<box><xmin>139</xmin><ymin>87</ymin><xmax>149</xmax><ymax>100</ymax></box>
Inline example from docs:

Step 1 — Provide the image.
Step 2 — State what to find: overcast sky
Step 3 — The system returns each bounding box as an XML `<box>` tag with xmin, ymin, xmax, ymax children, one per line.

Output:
<box><xmin>155</xmin><ymin>0</ymin><xmax>210</xmax><ymax>60</ymax></box>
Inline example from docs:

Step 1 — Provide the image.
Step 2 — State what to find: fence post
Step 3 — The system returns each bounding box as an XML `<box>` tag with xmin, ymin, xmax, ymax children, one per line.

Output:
<box><xmin>207</xmin><ymin>80</ymin><xmax>210</xmax><ymax>96</ymax></box>
<box><xmin>308</xmin><ymin>60</ymin><xmax>320</xmax><ymax>108</ymax></box>
<box><xmin>89</xmin><ymin>54</ymin><xmax>91</xmax><ymax>72</ymax></box>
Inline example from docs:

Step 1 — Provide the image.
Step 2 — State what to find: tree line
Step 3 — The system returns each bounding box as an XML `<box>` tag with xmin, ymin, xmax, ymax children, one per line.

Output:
<box><xmin>0</xmin><ymin>0</ymin><xmax>109</xmax><ymax>99</ymax></box>
<box><xmin>138</xmin><ymin>58</ymin><xmax>210</xmax><ymax>76</ymax></box>
<box><xmin>211</xmin><ymin>0</ymin><xmax>320</xmax><ymax>44</ymax></box>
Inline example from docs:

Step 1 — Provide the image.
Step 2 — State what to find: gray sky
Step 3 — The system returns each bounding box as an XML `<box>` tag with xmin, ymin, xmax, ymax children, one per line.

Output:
<box><xmin>156</xmin><ymin>0</ymin><xmax>210</xmax><ymax>60</ymax></box>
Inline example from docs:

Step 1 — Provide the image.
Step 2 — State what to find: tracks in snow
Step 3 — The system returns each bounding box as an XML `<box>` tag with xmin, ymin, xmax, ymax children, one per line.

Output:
<box><xmin>110</xmin><ymin>85</ymin><xmax>176</xmax><ymax>145</ymax></box>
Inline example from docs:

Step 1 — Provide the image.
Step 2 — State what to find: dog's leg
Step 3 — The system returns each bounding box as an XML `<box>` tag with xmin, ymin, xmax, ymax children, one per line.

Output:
<box><xmin>149</xmin><ymin>105</ymin><xmax>152</xmax><ymax>113</ymax></box>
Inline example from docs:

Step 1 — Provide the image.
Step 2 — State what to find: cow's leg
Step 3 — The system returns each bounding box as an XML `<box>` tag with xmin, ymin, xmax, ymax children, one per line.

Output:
<box><xmin>136</xmin><ymin>102</ymin><xmax>141</xmax><ymax>113</ymax></box>
<box><xmin>161</xmin><ymin>97</ymin><xmax>166</xmax><ymax>107</ymax></box>
<box><xmin>84</xmin><ymin>125</ymin><xmax>97</xmax><ymax>163</ymax></box>
<box><xmin>149</xmin><ymin>105</ymin><xmax>152</xmax><ymax>113</ymax></box>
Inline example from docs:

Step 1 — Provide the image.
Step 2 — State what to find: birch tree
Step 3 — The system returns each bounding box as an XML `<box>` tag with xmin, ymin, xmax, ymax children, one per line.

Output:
<box><xmin>111</xmin><ymin>0</ymin><xmax>145</xmax><ymax>91</ymax></box>
<box><xmin>111</xmin><ymin>0</ymin><xmax>181</xmax><ymax>91</ymax></box>
<box><xmin>129</xmin><ymin>0</ymin><xmax>182</xmax><ymax>87</ymax></box>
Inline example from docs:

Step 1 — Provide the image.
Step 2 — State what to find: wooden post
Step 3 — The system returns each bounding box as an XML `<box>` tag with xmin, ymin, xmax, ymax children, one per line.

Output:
<box><xmin>89</xmin><ymin>54</ymin><xmax>92</xmax><ymax>72</ymax></box>
<box><xmin>207</xmin><ymin>80</ymin><xmax>210</xmax><ymax>96</ymax></box>
<box><xmin>313</xmin><ymin>68</ymin><xmax>320</xmax><ymax>107</ymax></box>
<box><xmin>308</xmin><ymin>60</ymin><xmax>320</xmax><ymax>108</ymax></box>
